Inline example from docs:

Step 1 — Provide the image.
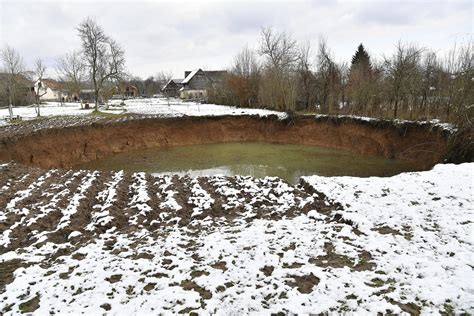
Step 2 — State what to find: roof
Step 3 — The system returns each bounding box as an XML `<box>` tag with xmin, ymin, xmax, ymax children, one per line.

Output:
<box><xmin>0</xmin><ymin>72</ymin><xmax>33</xmax><ymax>87</ymax></box>
<box><xmin>162</xmin><ymin>79</ymin><xmax>184</xmax><ymax>91</ymax></box>
<box><xmin>181</xmin><ymin>69</ymin><xmax>228</xmax><ymax>85</ymax></box>
<box><xmin>118</xmin><ymin>82</ymin><xmax>138</xmax><ymax>89</ymax></box>
<box><xmin>181</xmin><ymin>69</ymin><xmax>201</xmax><ymax>84</ymax></box>
<box><xmin>41</xmin><ymin>79</ymin><xmax>64</xmax><ymax>90</ymax></box>
<box><xmin>204</xmin><ymin>70</ymin><xmax>228</xmax><ymax>81</ymax></box>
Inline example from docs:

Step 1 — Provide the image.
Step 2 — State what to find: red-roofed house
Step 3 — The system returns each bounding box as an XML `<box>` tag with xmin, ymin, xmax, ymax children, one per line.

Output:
<box><xmin>35</xmin><ymin>79</ymin><xmax>71</xmax><ymax>101</ymax></box>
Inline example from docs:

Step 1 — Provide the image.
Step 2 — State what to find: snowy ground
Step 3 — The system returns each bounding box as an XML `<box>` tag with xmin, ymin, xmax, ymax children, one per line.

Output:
<box><xmin>312</xmin><ymin>114</ymin><xmax>456</xmax><ymax>133</ymax></box>
<box><xmin>0</xmin><ymin>98</ymin><xmax>286</xmax><ymax>126</ymax></box>
<box><xmin>0</xmin><ymin>162</ymin><xmax>472</xmax><ymax>314</ymax></box>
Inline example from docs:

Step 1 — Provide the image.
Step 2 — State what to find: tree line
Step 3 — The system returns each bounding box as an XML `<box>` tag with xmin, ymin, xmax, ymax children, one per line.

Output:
<box><xmin>210</xmin><ymin>27</ymin><xmax>473</xmax><ymax>126</ymax></box>
<box><xmin>2</xmin><ymin>22</ymin><xmax>472</xmax><ymax>126</ymax></box>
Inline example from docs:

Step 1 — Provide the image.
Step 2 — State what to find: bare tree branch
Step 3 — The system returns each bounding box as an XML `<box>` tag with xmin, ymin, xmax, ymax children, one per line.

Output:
<box><xmin>56</xmin><ymin>50</ymin><xmax>86</xmax><ymax>103</ymax></box>
<box><xmin>33</xmin><ymin>58</ymin><xmax>47</xmax><ymax>116</ymax></box>
<box><xmin>77</xmin><ymin>17</ymin><xmax>126</xmax><ymax>111</ymax></box>
<box><xmin>1</xmin><ymin>45</ymin><xmax>27</xmax><ymax>119</ymax></box>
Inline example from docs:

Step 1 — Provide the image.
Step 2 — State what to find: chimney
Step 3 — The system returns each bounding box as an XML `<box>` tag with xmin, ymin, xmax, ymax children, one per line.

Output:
<box><xmin>184</xmin><ymin>71</ymin><xmax>191</xmax><ymax>78</ymax></box>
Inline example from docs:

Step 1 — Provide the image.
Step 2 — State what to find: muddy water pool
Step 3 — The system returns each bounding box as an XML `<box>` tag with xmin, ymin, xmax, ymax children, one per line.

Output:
<box><xmin>79</xmin><ymin>141</ymin><xmax>421</xmax><ymax>184</ymax></box>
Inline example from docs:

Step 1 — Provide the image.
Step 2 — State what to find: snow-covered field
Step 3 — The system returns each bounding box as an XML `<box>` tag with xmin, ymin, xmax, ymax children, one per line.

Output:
<box><xmin>0</xmin><ymin>98</ymin><xmax>286</xmax><ymax>126</ymax></box>
<box><xmin>0</xmin><ymin>162</ymin><xmax>472</xmax><ymax>314</ymax></box>
<box><xmin>0</xmin><ymin>98</ymin><xmax>455</xmax><ymax>135</ymax></box>
<box><xmin>302</xmin><ymin>163</ymin><xmax>474</xmax><ymax>314</ymax></box>
<box><xmin>313</xmin><ymin>113</ymin><xmax>456</xmax><ymax>133</ymax></box>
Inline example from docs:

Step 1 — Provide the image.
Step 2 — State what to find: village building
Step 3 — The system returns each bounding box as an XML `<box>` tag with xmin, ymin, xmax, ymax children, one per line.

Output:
<box><xmin>162</xmin><ymin>79</ymin><xmax>183</xmax><ymax>97</ymax></box>
<box><xmin>113</xmin><ymin>82</ymin><xmax>139</xmax><ymax>98</ymax></box>
<box><xmin>72</xmin><ymin>82</ymin><xmax>139</xmax><ymax>105</ymax></box>
<box><xmin>161</xmin><ymin>69</ymin><xmax>227</xmax><ymax>99</ymax></box>
<box><xmin>0</xmin><ymin>73</ymin><xmax>35</xmax><ymax>107</ymax></box>
<box><xmin>35</xmin><ymin>79</ymin><xmax>72</xmax><ymax>102</ymax></box>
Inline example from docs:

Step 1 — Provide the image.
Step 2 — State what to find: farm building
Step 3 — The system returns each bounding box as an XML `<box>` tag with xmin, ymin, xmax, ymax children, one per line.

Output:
<box><xmin>162</xmin><ymin>69</ymin><xmax>227</xmax><ymax>99</ymax></box>
<box><xmin>115</xmin><ymin>83</ymin><xmax>139</xmax><ymax>98</ymax></box>
<box><xmin>162</xmin><ymin>79</ymin><xmax>184</xmax><ymax>97</ymax></box>
<box><xmin>35</xmin><ymin>79</ymin><xmax>73</xmax><ymax>102</ymax></box>
<box><xmin>0</xmin><ymin>73</ymin><xmax>35</xmax><ymax>106</ymax></box>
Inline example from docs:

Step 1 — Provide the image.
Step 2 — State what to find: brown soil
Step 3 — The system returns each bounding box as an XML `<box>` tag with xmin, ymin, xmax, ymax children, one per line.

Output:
<box><xmin>260</xmin><ymin>265</ymin><xmax>275</xmax><ymax>277</ymax></box>
<box><xmin>373</xmin><ymin>225</ymin><xmax>402</xmax><ymax>236</ymax></box>
<box><xmin>0</xmin><ymin>115</ymin><xmax>449</xmax><ymax>169</ymax></box>
<box><xmin>18</xmin><ymin>294</ymin><xmax>40</xmax><ymax>313</ymax></box>
<box><xmin>285</xmin><ymin>273</ymin><xmax>320</xmax><ymax>293</ymax></box>
<box><xmin>309</xmin><ymin>242</ymin><xmax>376</xmax><ymax>271</ymax></box>
<box><xmin>106</xmin><ymin>274</ymin><xmax>122</xmax><ymax>283</ymax></box>
<box><xmin>0</xmin><ymin>161</ymin><xmax>337</xmax><ymax>257</ymax></box>
<box><xmin>180</xmin><ymin>280</ymin><xmax>213</xmax><ymax>300</ymax></box>
<box><xmin>0</xmin><ymin>259</ymin><xmax>31</xmax><ymax>292</ymax></box>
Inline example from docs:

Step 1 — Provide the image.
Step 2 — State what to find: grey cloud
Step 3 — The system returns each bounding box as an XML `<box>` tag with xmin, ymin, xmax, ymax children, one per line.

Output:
<box><xmin>0</xmin><ymin>0</ymin><xmax>470</xmax><ymax>78</ymax></box>
<box><xmin>355</xmin><ymin>3</ymin><xmax>415</xmax><ymax>25</ymax></box>
<box><xmin>353</xmin><ymin>0</ymin><xmax>471</xmax><ymax>26</ymax></box>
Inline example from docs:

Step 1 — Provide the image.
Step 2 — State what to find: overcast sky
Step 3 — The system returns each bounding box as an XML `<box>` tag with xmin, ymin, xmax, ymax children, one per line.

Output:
<box><xmin>0</xmin><ymin>0</ymin><xmax>472</xmax><ymax>79</ymax></box>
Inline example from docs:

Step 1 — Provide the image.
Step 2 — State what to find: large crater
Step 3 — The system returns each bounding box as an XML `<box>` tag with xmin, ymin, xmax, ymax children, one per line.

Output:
<box><xmin>0</xmin><ymin>115</ymin><xmax>450</xmax><ymax>170</ymax></box>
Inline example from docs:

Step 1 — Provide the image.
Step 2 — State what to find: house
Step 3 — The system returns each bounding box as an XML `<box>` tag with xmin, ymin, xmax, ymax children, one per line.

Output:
<box><xmin>116</xmin><ymin>83</ymin><xmax>139</xmax><ymax>98</ymax></box>
<box><xmin>0</xmin><ymin>73</ymin><xmax>35</xmax><ymax>107</ymax></box>
<box><xmin>180</xmin><ymin>69</ymin><xmax>227</xmax><ymax>99</ymax></box>
<box><xmin>162</xmin><ymin>79</ymin><xmax>183</xmax><ymax>97</ymax></box>
<box><xmin>162</xmin><ymin>69</ymin><xmax>227</xmax><ymax>99</ymax></box>
<box><xmin>35</xmin><ymin>79</ymin><xmax>71</xmax><ymax>101</ymax></box>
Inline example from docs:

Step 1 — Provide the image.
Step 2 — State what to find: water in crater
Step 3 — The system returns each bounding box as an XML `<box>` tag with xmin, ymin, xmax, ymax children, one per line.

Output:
<box><xmin>78</xmin><ymin>141</ymin><xmax>421</xmax><ymax>184</ymax></box>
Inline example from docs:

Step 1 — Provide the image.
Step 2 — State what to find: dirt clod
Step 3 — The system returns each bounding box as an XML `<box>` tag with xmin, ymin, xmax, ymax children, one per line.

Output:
<box><xmin>285</xmin><ymin>273</ymin><xmax>320</xmax><ymax>294</ymax></box>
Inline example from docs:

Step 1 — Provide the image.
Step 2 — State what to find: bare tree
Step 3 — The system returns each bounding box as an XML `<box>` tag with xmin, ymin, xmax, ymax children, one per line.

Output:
<box><xmin>338</xmin><ymin>61</ymin><xmax>350</xmax><ymax>113</ymax></box>
<box><xmin>418</xmin><ymin>51</ymin><xmax>439</xmax><ymax>119</ymax></box>
<box><xmin>259</xmin><ymin>27</ymin><xmax>298</xmax><ymax>71</ymax></box>
<box><xmin>315</xmin><ymin>38</ymin><xmax>340</xmax><ymax>113</ymax></box>
<box><xmin>1</xmin><ymin>45</ymin><xmax>26</xmax><ymax>119</ymax></box>
<box><xmin>442</xmin><ymin>39</ymin><xmax>473</xmax><ymax>121</ymax></box>
<box><xmin>77</xmin><ymin>17</ymin><xmax>126</xmax><ymax>111</ymax></box>
<box><xmin>297</xmin><ymin>41</ymin><xmax>315</xmax><ymax>110</ymax></box>
<box><xmin>155</xmin><ymin>71</ymin><xmax>173</xmax><ymax>91</ymax></box>
<box><xmin>258</xmin><ymin>27</ymin><xmax>299</xmax><ymax>110</ymax></box>
<box><xmin>155</xmin><ymin>71</ymin><xmax>173</xmax><ymax>105</ymax></box>
<box><xmin>33</xmin><ymin>58</ymin><xmax>47</xmax><ymax>116</ymax></box>
<box><xmin>227</xmin><ymin>46</ymin><xmax>261</xmax><ymax>107</ymax></box>
<box><xmin>56</xmin><ymin>50</ymin><xmax>86</xmax><ymax>106</ymax></box>
<box><xmin>143</xmin><ymin>76</ymin><xmax>160</xmax><ymax>96</ymax></box>
<box><xmin>232</xmin><ymin>45</ymin><xmax>260</xmax><ymax>77</ymax></box>
<box><xmin>383</xmin><ymin>41</ymin><xmax>424</xmax><ymax>118</ymax></box>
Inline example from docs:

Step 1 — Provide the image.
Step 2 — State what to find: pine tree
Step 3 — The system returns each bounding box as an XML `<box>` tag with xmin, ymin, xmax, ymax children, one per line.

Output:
<box><xmin>351</xmin><ymin>44</ymin><xmax>371</xmax><ymax>70</ymax></box>
<box><xmin>348</xmin><ymin>44</ymin><xmax>374</xmax><ymax>115</ymax></box>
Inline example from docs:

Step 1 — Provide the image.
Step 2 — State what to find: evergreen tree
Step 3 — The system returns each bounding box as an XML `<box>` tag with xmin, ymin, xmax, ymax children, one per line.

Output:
<box><xmin>351</xmin><ymin>44</ymin><xmax>371</xmax><ymax>70</ymax></box>
<box><xmin>348</xmin><ymin>44</ymin><xmax>374</xmax><ymax>115</ymax></box>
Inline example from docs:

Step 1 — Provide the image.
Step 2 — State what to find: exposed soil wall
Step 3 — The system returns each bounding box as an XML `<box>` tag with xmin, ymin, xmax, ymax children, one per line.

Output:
<box><xmin>0</xmin><ymin>115</ymin><xmax>449</xmax><ymax>169</ymax></box>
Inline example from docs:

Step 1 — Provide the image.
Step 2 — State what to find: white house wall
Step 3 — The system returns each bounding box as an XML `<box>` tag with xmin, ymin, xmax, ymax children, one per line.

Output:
<box><xmin>40</xmin><ymin>87</ymin><xmax>69</xmax><ymax>101</ymax></box>
<box><xmin>180</xmin><ymin>89</ymin><xmax>207</xmax><ymax>99</ymax></box>
<box><xmin>39</xmin><ymin>87</ymin><xmax>56</xmax><ymax>101</ymax></box>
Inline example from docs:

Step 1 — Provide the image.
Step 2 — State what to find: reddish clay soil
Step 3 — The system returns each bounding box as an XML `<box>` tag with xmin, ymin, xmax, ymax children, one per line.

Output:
<box><xmin>0</xmin><ymin>115</ymin><xmax>450</xmax><ymax>169</ymax></box>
